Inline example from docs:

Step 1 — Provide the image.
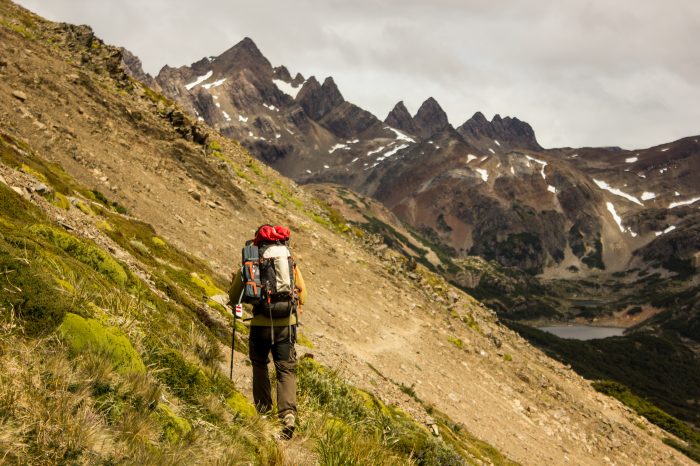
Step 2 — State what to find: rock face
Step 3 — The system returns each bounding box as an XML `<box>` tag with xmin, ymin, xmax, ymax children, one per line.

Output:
<box><xmin>458</xmin><ymin>111</ymin><xmax>541</xmax><ymax>150</ymax></box>
<box><xmin>120</xmin><ymin>47</ymin><xmax>159</xmax><ymax>90</ymax></box>
<box><xmin>297</xmin><ymin>76</ymin><xmax>344</xmax><ymax>120</ymax></box>
<box><xmin>153</xmin><ymin>35</ymin><xmax>700</xmax><ymax>282</ymax></box>
<box><xmin>413</xmin><ymin>97</ymin><xmax>450</xmax><ymax>139</ymax></box>
<box><xmin>385</xmin><ymin>101</ymin><xmax>417</xmax><ymax>135</ymax></box>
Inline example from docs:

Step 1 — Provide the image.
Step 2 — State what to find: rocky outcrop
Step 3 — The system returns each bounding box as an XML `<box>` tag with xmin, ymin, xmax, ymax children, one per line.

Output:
<box><xmin>413</xmin><ymin>97</ymin><xmax>449</xmax><ymax>139</ymax></box>
<box><xmin>458</xmin><ymin>112</ymin><xmax>541</xmax><ymax>150</ymax></box>
<box><xmin>120</xmin><ymin>47</ymin><xmax>159</xmax><ymax>90</ymax></box>
<box><xmin>385</xmin><ymin>101</ymin><xmax>417</xmax><ymax>135</ymax></box>
<box><xmin>296</xmin><ymin>76</ymin><xmax>344</xmax><ymax>120</ymax></box>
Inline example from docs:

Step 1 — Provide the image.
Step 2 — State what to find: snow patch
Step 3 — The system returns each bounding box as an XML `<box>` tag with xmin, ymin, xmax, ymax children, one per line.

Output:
<box><xmin>659</xmin><ymin>168</ymin><xmax>668</xmax><ymax>174</ymax></box>
<box><xmin>273</xmin><ymin>79</ymin><xmax>301</xmax><ymax>98</ymax></box>
<box><xmin>606</xmin><ymin>202</ymin><xmax>635</xmax><ymax>236</ymax></box>
<box><xmin>660</xmin><ymin>148</ymin><xmax>669</xmax><ymax>152</ymax></box>
<box><xmin>547</xmin><ymin>185</ymin><xmax>557</xmax><ymax>194</ymax></box>
<box><xmin>248</xmin><ymin>131</ymin><xmax>254</xmax><ymax>137</ymax></box>
<box><xmin>238</xmin><ymin>115</ymin><xmax>248</xmax><ymax>123</ymax></box>
<box><xmin>202</xmin><ymin>78</ymin><xmax>226</xmax><ymax>90</ymax></box>
<box><xmin>185</xmin><ymin>70</ymin><xmax>213</xmax><ymax>90</ymax></box>
<box><xmin>385</xmin><ymin>126</ymin><xmax>415</xmax><ymax>143</ymax></box>
<box><xmin>669</xmin><ymin>196</ymin><xmax>700</xmax><ymax>209</ymax></box>
<box><xmin>466</xmin><ymin>154</ymin><xmax>477</xmax><ymax>163</ymax></box>
<box><xmin>488</xmin><ymin>148</ymin><xmax>496</xmax><ymax>154</ymax></box>
<box><xmin>475</xmin><ymin>168</ymin><xmax>488</xmax><ymax>182</ymax></box>
<box><xmin>655</xmin><ymin>225</ymin><xmax>677</xmax><ymax>236</ymax></box>
<box><xmin>275</xmin><ymin>134</ymin><xmax>281</xmax><ymax>139</ymax></box>
<box><xmin>222</xmin><ymin>111</ymin><xmax>231</xmax><ymax>122</ymax></box>
<box><xmin>625</xmin><ymin>157</ymin><xmax>638</xmax><ymax>163</ymax></box>
<box><xmin>351</xmin><ymin>157</ymin><xmax>359</xmax><ymax>163</ymax></box>
<box><xmin>593</xmin><ymin>179</ymin><xmax>643</xmax><ymax>205</ymax></box>
<box><xmin>329</xmin><ymin>143</ymin><xmax>350</xmax><ymax>154</ymax></box>
<box><xmin>305</xmin><ymin>169</ymin><xmax>312</xmax><ymax>174</ymax></box>
<box><xmin>525</xmin><ymin>155</ymin><xmax>548</xmax><ymax>179</ymax></box>
<box><xmin>323</xmin><ymin>165</ymin><xmax>329</xmax><ymax>169</ymax></box>
<box><xmin>215</xmin><ymin>102</ymin><xmax>221</xmax><ymax>108</ymax></box>
<box><xmin>367</xmin><ymin>146</ymin><xmax>386</xmax><ymax>156</ymax></box>
<box><xmin>674</xmin><ymin>191</ymin><xmax>680</xmax><ymax>196</ymax></box>
<box><xmin>376</xmin><ymin>144</ymin><xmax>409</xmax><ymax>162</ymax></box>
<box><xmin>262</xmin><ymin>103</ymin><xmax>279</xmax><ymax>112</ymax></box>
<box><xmin>641</xmin><ymin>192</ymin><xmax>656</xmax><ymax>201</ymax></box>
<box><xmin>286</xmin><ymin>128</ymin><xmax>294</xmax><ymax>135</ymax></box>
<box><xmin>197</xmin><ymin>117</ymin><xmax>204</xmax><ymax>121</ymax></box>
<box><xmin>494</xmin><ymin>140</ymin><xmax>501</xmax><ymax>146</ymax></box>
<box><xmin>570</xmin><ymin>153</ymin><xmax>579</xmax><ymax>158</ymax></box>
<box><xmin>510</xmin><ymin>166</ymin><xmax>515</xmax><ymax>175</ymax></box>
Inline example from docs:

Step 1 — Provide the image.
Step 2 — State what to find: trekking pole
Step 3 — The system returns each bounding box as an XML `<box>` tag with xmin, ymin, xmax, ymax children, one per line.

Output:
<box><xmin>230</xmin><ymin>287</ymin><xmax>244</xmax><ymax>380</ymax></box>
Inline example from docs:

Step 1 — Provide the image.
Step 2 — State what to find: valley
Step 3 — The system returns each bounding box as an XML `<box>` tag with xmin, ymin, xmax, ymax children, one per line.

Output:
<box><xmin>1</xmin><ymin>0</ymin><xmax>699</xmax><ymax>464</ymax></box>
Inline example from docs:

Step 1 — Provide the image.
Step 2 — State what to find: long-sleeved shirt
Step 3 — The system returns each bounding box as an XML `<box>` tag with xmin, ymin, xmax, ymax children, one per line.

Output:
<box><xmin>228</xmin><ymin>265</ymin><xmax>306</xmax><ymax>327</ymax></box>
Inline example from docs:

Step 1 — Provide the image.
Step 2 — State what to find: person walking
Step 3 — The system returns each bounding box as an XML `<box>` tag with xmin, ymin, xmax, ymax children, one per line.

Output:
<box><xmin>229</xmin><ymin>225</ymin><xmax>306</xmax><ymax>439</ymax></box>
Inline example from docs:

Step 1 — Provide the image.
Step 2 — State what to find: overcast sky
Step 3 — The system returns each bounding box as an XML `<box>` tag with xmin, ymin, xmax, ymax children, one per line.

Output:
<box><xmin>16</xmin><ymin>0</ymin><xmax>700</xmax><ymax>149</ymax></box>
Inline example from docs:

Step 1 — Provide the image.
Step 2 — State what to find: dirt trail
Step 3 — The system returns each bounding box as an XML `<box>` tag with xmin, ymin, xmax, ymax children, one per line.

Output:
<box><xmin>0</xmin><ymin>20</ymin><xmax>693</xmax><ymax>465</ymax></box>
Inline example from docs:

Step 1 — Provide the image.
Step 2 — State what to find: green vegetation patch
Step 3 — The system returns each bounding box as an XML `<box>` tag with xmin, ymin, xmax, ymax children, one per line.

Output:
<box><xmin>29</xmin><ymin>224</ymin><xmax>128</xmax><ymax>285</ymax></box>
<box><xmin>153</xmin><ymin>403</ymin><xmax>192</xmax><ymax>444</ymax></box>
<box><xmin>226</xmin><ymin>390</ymin><xmax>256</xmax><ymax>418</ymax></box>
<box><xmin>593</xmin><ymin>380</ymin><xmax>700</xmax><ymax>461</ymax></box>
<box><xmin>59</xmin><ymin>312</ymin><xmax>145</xmax><ymax>374</ymax></box>
<box><xmin>0</xmin><ymin>242</ymin><xmax>70</xmax><ymax>336</ymax></box>
<box><xmin>298</xmin><ymin>358</ymin><xmax>465</xmax><ymax>465</ymax></box>
<box><xmin>191</xmin><ymin>272</ymin><xmax>225</xmax><ymax>298</ymax></box>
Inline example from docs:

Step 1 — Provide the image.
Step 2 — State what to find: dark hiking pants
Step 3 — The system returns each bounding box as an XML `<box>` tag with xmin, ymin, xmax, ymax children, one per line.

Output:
<box><xmin>249</xmin><ymin>325</ymin><xmax>297</xmax><ymax>418</ymax></box>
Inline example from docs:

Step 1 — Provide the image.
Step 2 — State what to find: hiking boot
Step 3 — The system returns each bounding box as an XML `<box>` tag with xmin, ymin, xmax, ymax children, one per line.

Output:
<box><xmin>281</xmin><ymin>412</ymin><xmax>295</xmax><ymax>439</ymax></box>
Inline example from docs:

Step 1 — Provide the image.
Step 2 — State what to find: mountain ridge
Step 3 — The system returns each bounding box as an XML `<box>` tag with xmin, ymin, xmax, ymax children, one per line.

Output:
<box><xmin>2</xmin><ymin>5</ymin><xmax>698</xmax><ymax>463</ymax></box>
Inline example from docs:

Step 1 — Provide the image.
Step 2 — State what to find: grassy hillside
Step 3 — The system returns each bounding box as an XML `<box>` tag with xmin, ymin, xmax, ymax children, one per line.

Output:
<box><xmin>0</xmin><ymin>1</ymin><xmax>695</xmax><ymax>464</ymax></box>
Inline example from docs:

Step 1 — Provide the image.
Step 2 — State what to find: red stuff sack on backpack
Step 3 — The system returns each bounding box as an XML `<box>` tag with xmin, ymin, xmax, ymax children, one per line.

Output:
<box><xmin>254</xmin><ymin>225</ymin><xmax>290</xmax><ymax>246</ymax></box>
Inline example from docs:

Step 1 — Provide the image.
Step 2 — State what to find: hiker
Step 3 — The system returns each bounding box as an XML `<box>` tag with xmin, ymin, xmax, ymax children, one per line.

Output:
<box><xmin>228</xmin><ymin>224</ymin><xmax>306</xmax><ymax>439</ymax></box>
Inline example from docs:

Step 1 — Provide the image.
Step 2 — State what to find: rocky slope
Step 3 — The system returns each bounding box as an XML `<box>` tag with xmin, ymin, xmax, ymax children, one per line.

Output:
<box><xmin>1</xmin><ymin>1</ymin><xmax>697</xmax><ymax>464</ymax></box>
<box><xmin>150</xmin><ymin>36</ymin><xmax>698</xmax><ymax>283</ymax></box>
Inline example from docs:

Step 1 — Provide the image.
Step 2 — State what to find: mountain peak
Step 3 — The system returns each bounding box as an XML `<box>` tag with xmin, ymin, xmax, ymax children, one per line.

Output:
<box><xmin>457</xmin><ymin>112</ymin><xmax>541</xmax><ymax>150</ymax></box>
<box><xmin>413</xmin><ymin>97</ymin><xmax>449</xmax><ymax>139</ymax></box>
<box><xmin>213</xmin><ymin>36</ymin><xmax>271</xmax><ymax>74</ymax></box>
<box><xmin>297</xmin><ymin>75</ymin><xmax>344</xmax><ymax>120</ymax></box>
<box><xmin>385</xmin><ymin>101</ymin><xmax>417</xmax><ymax>135</ymax></box>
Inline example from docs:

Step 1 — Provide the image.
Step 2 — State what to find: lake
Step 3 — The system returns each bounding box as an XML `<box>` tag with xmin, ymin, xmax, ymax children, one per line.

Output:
<box><xmin>538</xmin><ymin>325</ymin><xmax>625</xmax><ymax>341</ymax></box>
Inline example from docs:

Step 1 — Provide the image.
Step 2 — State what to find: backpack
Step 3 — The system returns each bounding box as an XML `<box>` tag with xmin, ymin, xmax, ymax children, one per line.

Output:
<box><xmin>241</xmin><ymin>225</ymin><xmax>297</xmax><ymax>319</ymax></box>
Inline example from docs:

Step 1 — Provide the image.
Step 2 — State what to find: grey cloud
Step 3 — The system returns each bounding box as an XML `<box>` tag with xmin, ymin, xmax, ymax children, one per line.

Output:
<box><xmin>15</xmin><ymin>0</ymin><xmax>700</xmax><ymax>149</ymax></box>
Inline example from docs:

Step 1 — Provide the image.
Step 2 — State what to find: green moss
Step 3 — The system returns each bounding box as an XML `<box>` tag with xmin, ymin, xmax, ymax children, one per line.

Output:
<box><xmin>58</xmin><ymin>313</ymin><xmax>145</xmax><ymax>374</ymax></box>
<box><xmin>29</xmin><ymin>224</ymin><xmax>128</xmax><ymax>285</ymax></box>
<box><xmin>154</xmin><ymin>403</ymin><xmax>192</xmax><ymax>444</ymax></box>
<box><xmin>447</xmin><ymin>336</ymin><xmax>464</xmax><ymax>349</ymax></box>
<box><xmin>75</xmin><ymin>201</ymin><xmax>95</xmax><ymax>216</ymax></box>
<box><xmin>20</xmin><ymin>163</ymin><xmax>48</xmax><ymax>182</ymax></box>
<box><xmin>296</xmin><ymin>332</ymin><xmax>314</xmax><ymax>349</ymax></box>
<box><xmin>151</xmin><ymin>236</ymin><xmax>167</xmax><ymax>248</ymax></box>
<box><xmin>226</xmin><ymin>390</ymin><xmax>256</xmax><ymax>418</ymax></box>
<box><xmin>190</xmin><ymin>272</ymin><xmax>225</xmax><ymax>298</ymax></box>
<box><xmin>0</xmin><ymin>183</ymin><xmax>44</xmax><ymax>225</ymax></box>
<box><xmin>51</xmin><ymin>192</ymin><xmax>71</xmax><ymax>210</ymax></box>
